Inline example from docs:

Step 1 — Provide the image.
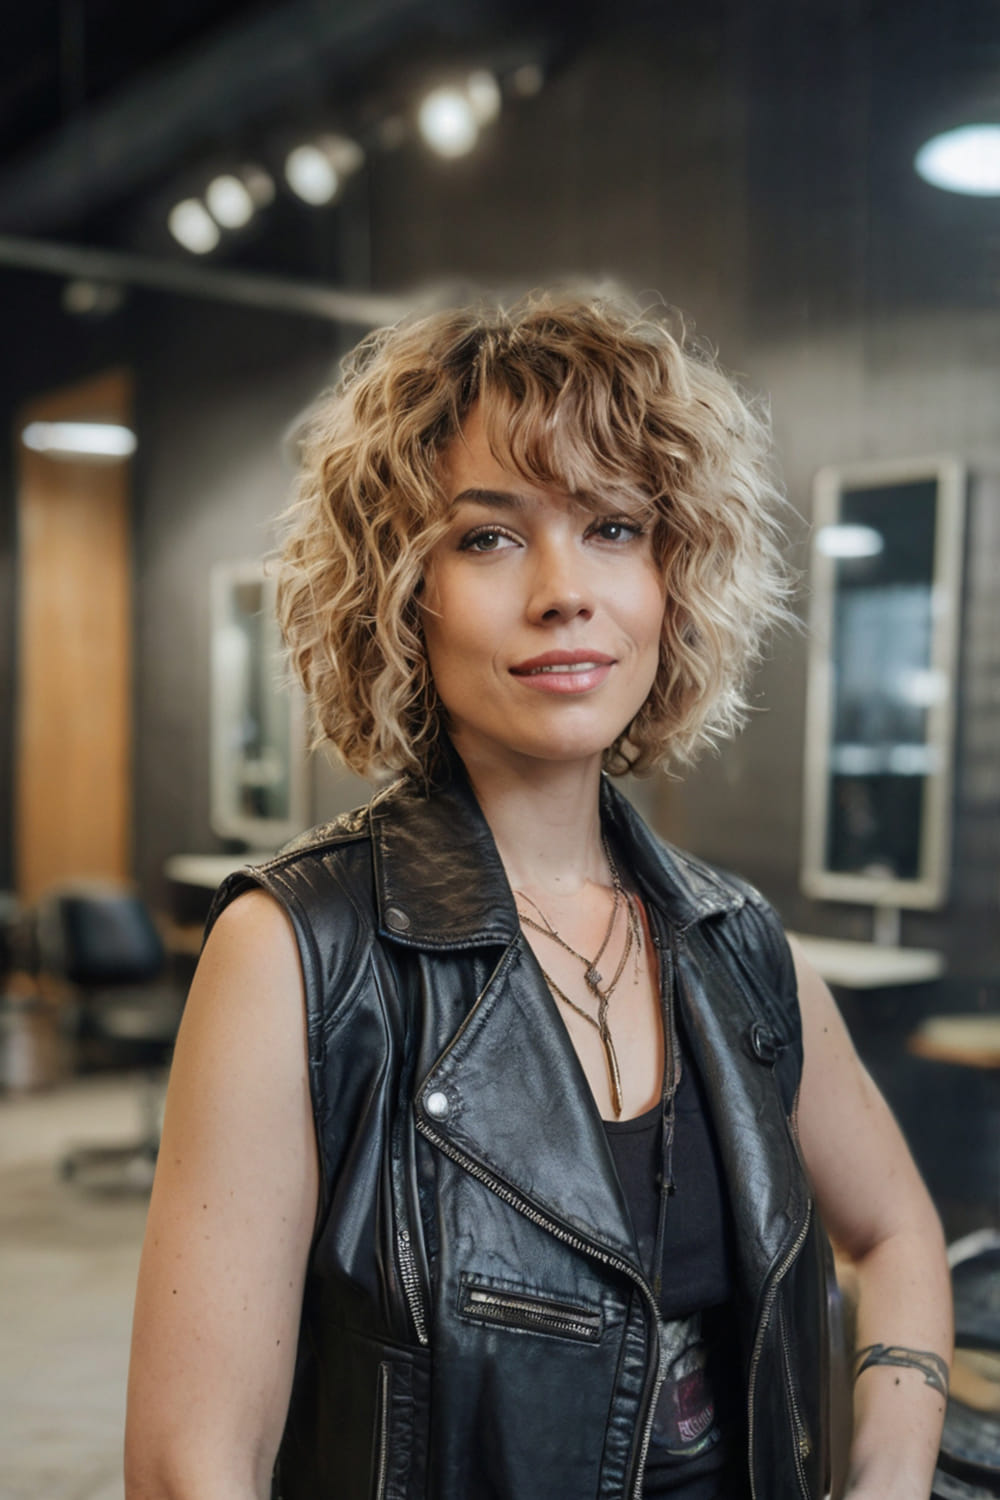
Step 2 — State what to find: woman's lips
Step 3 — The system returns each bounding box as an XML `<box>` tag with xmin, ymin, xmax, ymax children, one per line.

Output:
<box><xmin>509</xmin><ymin>652</ymin><xmax>615</xmax><ymax>694</ymax></box>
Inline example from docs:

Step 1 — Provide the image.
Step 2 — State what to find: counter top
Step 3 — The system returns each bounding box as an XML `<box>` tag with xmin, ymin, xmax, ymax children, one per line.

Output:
<box><xmin>786</xmin><ymin>932</ymin><xmax>945</xmax><ymax>989</ymax></box>
<box><xmin>163</xmin><ymin>852</ymin><xmax>273</xmax><ymax>889</ymax></box>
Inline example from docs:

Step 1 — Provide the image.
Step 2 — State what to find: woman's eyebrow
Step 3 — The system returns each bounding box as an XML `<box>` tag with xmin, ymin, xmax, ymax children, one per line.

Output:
<box><xmin>449</xmin><ymin>486</ymin><xmax>531</xmax><ymax>511</ymax></box>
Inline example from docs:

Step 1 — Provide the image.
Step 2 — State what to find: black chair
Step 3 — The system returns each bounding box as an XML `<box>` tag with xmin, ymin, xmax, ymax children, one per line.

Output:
<box><xmin>35</xmin><ymin>882</ymin><xmax>184</xmax><ymax>1187</ymax></box>
<box><xmin>932</xmin><ymin>1231</ymin><xmax>1000</xmax><ymax>1499</ymax></box>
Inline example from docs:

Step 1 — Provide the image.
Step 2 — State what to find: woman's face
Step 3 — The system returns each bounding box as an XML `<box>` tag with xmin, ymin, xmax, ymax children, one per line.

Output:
<box><xmin>420</xmin><ymin>403</ymin><xmax>666</xmax><ymax>775</ymax></box>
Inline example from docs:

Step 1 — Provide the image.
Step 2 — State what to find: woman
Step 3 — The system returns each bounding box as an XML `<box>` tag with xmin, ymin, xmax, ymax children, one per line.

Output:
<box><xmin>126</xmin><ymin>293</ymin><xmax>952</xmax><ymax>1500</ymax></box>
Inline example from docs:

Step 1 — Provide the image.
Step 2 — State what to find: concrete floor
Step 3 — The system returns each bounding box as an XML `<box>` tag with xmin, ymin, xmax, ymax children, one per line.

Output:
<box><xmin>0</xmin><ymin>1076</ymin><xmax>152</xmax><ymax>1500</ymax></box>
<box><xmin>1</xmin><ymin>1021</ymin><xmax>996</xmax><ymax>1500</ymax></box>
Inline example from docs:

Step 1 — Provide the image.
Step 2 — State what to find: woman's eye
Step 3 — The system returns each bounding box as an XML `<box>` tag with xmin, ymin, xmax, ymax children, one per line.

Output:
<box><xmin>459</xmin><ymin>527</ymin><xmax>515</xmax><ymax>553</ymax></box>
<box><xmin>592</xmin><ymin>517</ymin><xmax>642</xmax><ymax>542</ymax></box>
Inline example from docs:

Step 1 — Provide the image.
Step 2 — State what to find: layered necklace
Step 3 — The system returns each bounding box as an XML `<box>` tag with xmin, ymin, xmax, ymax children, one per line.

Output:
<box><xmin>515</xmin><ymin>839</ymin><xmax>641</xmax><ymax>1119</ymax></box>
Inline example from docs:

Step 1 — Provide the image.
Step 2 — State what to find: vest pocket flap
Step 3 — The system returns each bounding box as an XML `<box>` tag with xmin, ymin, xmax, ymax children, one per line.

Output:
<box><xmin>457</xmin><ymin>1274</ymin><xmax>604</xmax><ymax>1343</ymax></box>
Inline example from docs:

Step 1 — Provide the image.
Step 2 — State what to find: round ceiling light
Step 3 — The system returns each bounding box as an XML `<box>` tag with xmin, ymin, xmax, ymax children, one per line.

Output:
<box><xmin>915</xmin><ymin>124</ymin><xmax>1000</xmax><ymax>196</ymax></box>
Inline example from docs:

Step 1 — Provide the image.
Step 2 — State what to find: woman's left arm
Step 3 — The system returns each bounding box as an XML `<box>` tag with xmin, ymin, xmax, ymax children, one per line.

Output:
<box><xmin>790</xmin><ymin>939</ymin><xmax>953</xmax><ymax>1500</ymax></box>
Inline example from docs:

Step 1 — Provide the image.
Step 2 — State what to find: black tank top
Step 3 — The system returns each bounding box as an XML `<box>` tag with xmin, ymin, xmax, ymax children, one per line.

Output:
<box><xmin>603</xmin><ymin>1028</ymin><xmax>749</xmax><ymax>1499</ymax></box>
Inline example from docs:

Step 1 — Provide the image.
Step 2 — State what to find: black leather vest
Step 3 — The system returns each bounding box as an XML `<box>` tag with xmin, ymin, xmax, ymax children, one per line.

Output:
<box><xmin>209</xmin><ymin>765</ymin><xmax>834</xmax><ymax>1500</ymax></box>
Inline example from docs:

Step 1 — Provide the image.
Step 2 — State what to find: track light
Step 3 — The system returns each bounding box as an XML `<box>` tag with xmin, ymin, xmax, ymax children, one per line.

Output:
<box><xmin>417</xmin><ymin>70</ymin><xmax>503</xmax><ymax>158</ymax></box>
<box><xmin>466</xmin><ymin>70</ymin><xmax>501</xmax><ymax>126</ymax></box>
<box><xmin>510</xmin><ymin>62</ymin><xmax>544</xmax><ymax>98</ymax></box>
<box><xmin>205</xmin><ymin>165</ymin><xmax>275</xmax><ymax>229</ymax></box>
<box><xmin>168</xmin><ymin>198</ymin><xmax>220</xmax><ymax>254</ymax></box>
<box><xmin>915</xmin><ymin>124</ymin><xmax>1000</xmax><ymax>196</ymax></box>
<box><xmin>284</xmin><ymin>134</ymin><xmax>364</xmax><ymax>205</ymax></box>
<box><xmin>205</xmin><ymin>175</ymin><xmax>254</xmax><ymax>228</ymax></box>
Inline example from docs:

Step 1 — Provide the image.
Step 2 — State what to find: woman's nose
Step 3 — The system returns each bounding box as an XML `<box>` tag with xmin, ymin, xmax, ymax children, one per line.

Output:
<box><xmin>526</xmin><ymin>542</ymin><xmax>594</xmax><ymax>623</ymax></box>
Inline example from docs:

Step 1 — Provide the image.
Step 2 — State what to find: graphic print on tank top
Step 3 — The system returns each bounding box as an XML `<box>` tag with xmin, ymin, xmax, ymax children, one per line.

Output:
<box><xmin>602</xmin><ymin>1028</ymin><xmax>745</xmax><ymax>1491</ymax></box>
<box><xmin>650</xmin><ymin>1311</ymin><xmax>720</xmax><ymax>1461</ymax></box>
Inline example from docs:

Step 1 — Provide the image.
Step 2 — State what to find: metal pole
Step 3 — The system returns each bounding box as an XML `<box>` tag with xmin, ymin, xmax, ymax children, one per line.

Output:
<box><xmin>0</xmin><ymin>233</ymin><xmax>418</xmax><ymax>327</ymax></box>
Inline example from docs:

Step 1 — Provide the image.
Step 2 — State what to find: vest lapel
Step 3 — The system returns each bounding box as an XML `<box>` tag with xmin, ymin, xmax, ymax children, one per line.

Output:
<box><xmin>416</xmin><ymin>934</ymin><xmax>641</xmax><ymax>1270</ymax></box>
<box><xmin>372</xmin><ymin>751</ymin><xmax>756</xmax><ymax>1275</ymax></box>
<box><xmin>674</xmin><ymin>924</ymin><xmax>809</xmax><ymax>1317</ymax></box>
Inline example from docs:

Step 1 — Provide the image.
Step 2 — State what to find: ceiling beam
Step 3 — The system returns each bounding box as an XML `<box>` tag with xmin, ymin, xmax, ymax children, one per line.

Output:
<box><xmin>0</xmin><ymin>233</ymin><xmax>420</xmax><ymax>326</ymax></box>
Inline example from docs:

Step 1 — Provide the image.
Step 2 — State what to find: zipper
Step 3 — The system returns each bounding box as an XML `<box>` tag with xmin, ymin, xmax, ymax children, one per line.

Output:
<box><xmin>631</xmin><ymin>921</ymin><xmax>675</xmax><ymax>1488</ymax></box>
<box><xmin>373</xmin><ymin>1360</ymin><xmax>391</xmax><ymax>1500</ymax></box>
<box><xmin>396</xmin><ymin>1226</ymin><xmax>429</xmax><ymax>1346</ymax></box>
<box><xmin>460</xmin><ymin>1283</ymin><xmax>603</xmax><ymax>1342</ymax></box>
<box><xmin>779</xmin><ymin>1304</ymin><xmax>812</xmax><ymax>1493</ymax></box>
<box><xmin>416</xmin><ymin>1119</ymin><xmax>662</xmax><ymax>1500</ymax></box>
<box><xmin>745</xmin><ymin>1196</ymin><xmax>812</xmax><ymax>1500</ymax></box>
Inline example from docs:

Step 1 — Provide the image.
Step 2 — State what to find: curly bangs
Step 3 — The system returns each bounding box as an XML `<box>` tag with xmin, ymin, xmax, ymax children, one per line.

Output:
<box><xmin>278</xmin><ymin>290</ymin><xmax>792</xmax><ymax>779</ymax></box>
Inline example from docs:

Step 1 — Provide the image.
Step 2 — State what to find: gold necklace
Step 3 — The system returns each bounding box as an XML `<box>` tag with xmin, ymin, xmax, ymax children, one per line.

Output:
<box><xmin>515</xmin><ymin>841</ymin><xmax>640</xmax><ymax>1119</ymax></box>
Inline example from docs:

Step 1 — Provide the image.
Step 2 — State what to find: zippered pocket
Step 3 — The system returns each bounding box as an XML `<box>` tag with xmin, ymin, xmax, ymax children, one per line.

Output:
<box><xmin>458</xmin><ymin>1277</ymin><xmax>603</xmax><ymax>1343</ymax></box>
<box><xmin>372</xmin><ymin>1361</ymin><xmax>391</xmax><ymax>1500</ymax></box>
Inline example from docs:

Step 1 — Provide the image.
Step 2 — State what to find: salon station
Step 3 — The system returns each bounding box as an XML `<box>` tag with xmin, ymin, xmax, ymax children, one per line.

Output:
<box><xmin>0</xmin><ymin>3</ymin><xmax>998</xmax><ymax>1499</ymax></box>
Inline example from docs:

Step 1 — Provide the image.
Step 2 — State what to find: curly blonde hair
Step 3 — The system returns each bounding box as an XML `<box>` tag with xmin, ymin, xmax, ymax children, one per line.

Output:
<box><xmin>279</xmin><ymin>290</ymin><xmax>791</xmax><ymax>778</ymax></box>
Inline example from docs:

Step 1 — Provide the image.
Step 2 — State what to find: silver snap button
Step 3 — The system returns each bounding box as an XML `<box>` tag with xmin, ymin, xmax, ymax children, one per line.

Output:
<box><xmin>425</xmin><ymin>1090</ymin><xmax>450</xmax><ymax>1119</ymax></box>
<box><xmin>385</xmin><ymin>905</ymin><xmax>411</xmax><ymax>932</ymax></box>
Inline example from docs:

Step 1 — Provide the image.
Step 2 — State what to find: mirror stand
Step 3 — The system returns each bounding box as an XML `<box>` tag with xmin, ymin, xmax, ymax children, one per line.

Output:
<box><xmin>872</xmin><ymin>904</ymin><xmax>902</xmax><ymax>948</ymax></box>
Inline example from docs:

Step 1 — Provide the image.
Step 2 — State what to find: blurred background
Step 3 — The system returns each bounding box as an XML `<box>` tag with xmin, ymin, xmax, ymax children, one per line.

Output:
<box><xmin>0</xmin><ymin>2</ymin><xmax>998</xmax><ymax>1497</ymax></box>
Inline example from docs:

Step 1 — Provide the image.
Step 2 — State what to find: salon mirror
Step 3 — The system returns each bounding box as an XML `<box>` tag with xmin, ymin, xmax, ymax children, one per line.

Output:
<box><xmin>801</xmin><ymin>457</ymin><xmax>965</xmax><ymax>910</ymax></box>
<box><xmin>209</xmin><ymin>560</ymin><xmax>308</xmax><ymax>847</ymax></box>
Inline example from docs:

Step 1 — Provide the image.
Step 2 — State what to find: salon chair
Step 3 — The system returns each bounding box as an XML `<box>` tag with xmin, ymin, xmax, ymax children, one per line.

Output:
<box><xmin>35</xmin><ymin>882</ymin><xmax>184</xmax><ymax>1187</ymax></box>
<box><xmin>931</xmin><ymin>1230</ymin><xmax>1000</xmax><ymax>1499</ymax></box>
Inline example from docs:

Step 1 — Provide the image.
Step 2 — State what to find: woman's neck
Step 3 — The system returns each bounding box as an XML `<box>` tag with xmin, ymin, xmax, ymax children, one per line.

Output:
<box><xmin>454</xmin><ymin>742</ymin><xmax>609</xmax><ymax>898</ymax></box>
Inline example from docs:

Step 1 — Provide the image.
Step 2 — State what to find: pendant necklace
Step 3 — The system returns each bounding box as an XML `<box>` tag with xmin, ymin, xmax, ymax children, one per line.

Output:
<box><xmin>515</xmin><ymin>838</ymin><xmax>641</xmax><ymax>1119</ymax></box>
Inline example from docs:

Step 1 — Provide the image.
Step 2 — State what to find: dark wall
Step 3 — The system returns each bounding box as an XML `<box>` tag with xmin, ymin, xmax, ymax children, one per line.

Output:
<box><xmin>362</xmin><ymin>24</ymin><xmax>1000</xmax><ymax>974</ymax></box>
<box><xmin>129</xmin><ymin>295</ymin><xmax>347</xmax><ymax>902</ymax></box>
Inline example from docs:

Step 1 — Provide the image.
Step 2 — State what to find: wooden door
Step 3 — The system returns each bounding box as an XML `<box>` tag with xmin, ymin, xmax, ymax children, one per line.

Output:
<box><xmin>15</xmin><ymin>369</ymin><xmax>134</xmax><ymax>902</ymax></box>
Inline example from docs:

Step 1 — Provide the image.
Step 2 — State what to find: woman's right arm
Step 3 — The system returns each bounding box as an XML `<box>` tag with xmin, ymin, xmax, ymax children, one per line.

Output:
<box><xmin>125</xmin><ymin>888</ymin><xmax>319</xmax><ymax>1500</ymax></box>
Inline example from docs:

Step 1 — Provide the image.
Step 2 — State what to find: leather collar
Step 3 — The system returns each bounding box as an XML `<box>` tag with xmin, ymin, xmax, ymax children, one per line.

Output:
<box><xmin>370</xmin><ymin>749</ymin><xmax>745</xmax><ymax>949</ymax></box>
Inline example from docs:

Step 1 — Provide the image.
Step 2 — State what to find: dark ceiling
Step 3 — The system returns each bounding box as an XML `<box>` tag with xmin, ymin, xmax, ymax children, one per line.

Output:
<box><xmin>0</xmin><ymin>0</ymin><xmax>589</xmax><ymax>243</ymax></box>
<box><xmin>1</xmin><ymin>0</ymin><xmax>999</xmax><ymax>308</ymax></box>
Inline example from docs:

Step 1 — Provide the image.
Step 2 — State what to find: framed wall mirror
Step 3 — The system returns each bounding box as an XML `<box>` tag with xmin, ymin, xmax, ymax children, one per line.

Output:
<box><xmin>801</xmin><ymin>456</ymin><xmax>965</xmax><ymax>910</ymax></box>
<box><xmin>209</xmin><ymin>560</ymin><xmax>308</xmax><ymax>848</ymax></box>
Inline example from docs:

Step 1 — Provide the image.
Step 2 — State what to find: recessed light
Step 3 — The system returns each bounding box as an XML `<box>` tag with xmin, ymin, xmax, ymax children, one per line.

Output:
<box><xmin>21</xmin><ymin>422</ymin><xmax>137</xmax><ymax>459</ymax></box>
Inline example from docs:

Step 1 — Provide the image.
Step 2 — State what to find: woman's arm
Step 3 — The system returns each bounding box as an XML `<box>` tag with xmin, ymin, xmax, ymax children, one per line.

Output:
<box><xmin>125</xmin><ymin>889</ymin><xmax>319</xmax><ymax>1500</ymax></box>
<box><xmin>791</xmin><ymin>940</ymin><xmax>953</xmax><ymax>1500</ymax></box>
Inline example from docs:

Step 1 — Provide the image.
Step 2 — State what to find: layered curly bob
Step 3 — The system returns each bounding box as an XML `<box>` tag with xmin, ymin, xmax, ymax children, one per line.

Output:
<box><xmin>278</xmin><ymin>290</ymin><xmax>791</xmax><ymax>778</ymax></box>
